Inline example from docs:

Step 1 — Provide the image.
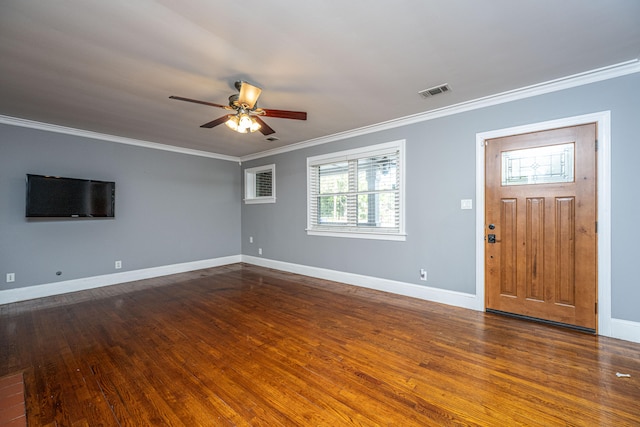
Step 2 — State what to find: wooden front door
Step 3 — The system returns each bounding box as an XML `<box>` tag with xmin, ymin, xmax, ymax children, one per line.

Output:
<box><xmin>485</xmin><ymin>124</ymin><xmax>597</xmax><ymax>331</ymax></box>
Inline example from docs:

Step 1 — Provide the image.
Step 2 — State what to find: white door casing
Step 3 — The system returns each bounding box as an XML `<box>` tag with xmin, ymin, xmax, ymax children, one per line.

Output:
<box><xmin>475</xmin><ymin>111</ymin><xmax>611</xmax><ymax>336</ymax></box>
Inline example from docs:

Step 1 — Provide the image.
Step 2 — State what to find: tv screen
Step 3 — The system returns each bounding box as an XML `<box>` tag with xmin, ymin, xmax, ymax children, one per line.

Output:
<box><xmin>26</xmin><ymin>174</ymin><xmax>115</xmax><ymax>218</ymax></box>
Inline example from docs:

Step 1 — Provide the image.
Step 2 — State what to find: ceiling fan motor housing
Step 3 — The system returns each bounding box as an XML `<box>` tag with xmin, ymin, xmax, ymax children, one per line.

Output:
<box><xmin>169</xmin><ymin>80</ymin><xmax>306</xmax><ymax>136</ymax></box>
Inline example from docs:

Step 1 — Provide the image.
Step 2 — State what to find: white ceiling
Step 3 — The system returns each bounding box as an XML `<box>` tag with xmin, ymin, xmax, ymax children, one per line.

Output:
<box><xmin>1</xmin><ymin>1</ymin><xmax>639</xmax><ymax>158</ymax></box>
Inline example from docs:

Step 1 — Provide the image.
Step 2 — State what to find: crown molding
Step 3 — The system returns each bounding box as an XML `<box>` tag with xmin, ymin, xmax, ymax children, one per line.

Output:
<box><xmin>2</xmin><ymin>59</ymin><xmax>638</xmax><ymax>164</ymax></box>
<box><xmin>240</xmin><ymin>59</ymin><xmax>640</xmax><ymax>162</ymax></box>
<box><xmin>0</xmin><ymin>115</ymin><xmax>242</xmax><ymax>163</ymax></box>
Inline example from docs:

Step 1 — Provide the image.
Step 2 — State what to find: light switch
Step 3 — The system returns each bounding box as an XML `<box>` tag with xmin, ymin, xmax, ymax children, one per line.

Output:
<box><xmin>461</xmin><ymin>199</ymin><xmax>473</xmax><ymax>210</ymax></box>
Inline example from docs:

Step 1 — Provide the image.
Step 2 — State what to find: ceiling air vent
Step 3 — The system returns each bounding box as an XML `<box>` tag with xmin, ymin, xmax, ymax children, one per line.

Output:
<box><xmin>418</xmin><ymin>83</ymin><xmax>451</xmax><ymax>99</ymax></box>
<box><xmin>265</xmin><ymin>136</ymin><xmax>279</xmax><ymax>142</ymax></box>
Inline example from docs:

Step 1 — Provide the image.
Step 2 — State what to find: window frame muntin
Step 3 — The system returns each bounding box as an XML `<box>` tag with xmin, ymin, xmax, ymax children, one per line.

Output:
<box><xmin>306</xmin><ymin>140</ymin><xmax>406</xmax><ymax>241</ymax></box>
<box><xmin>244</xmin><ymin>164</ymin><xmax>276</xmax><ymax>204</ymax></box>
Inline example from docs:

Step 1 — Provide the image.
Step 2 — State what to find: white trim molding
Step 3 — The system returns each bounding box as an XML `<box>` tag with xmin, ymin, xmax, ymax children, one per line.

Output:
<box><xmin>2</xmin><ymin>60</ymin><xmax>638</xmax><ymax>164</ymax></box>
<box><xmin>242</xmin><ymin>255</ymin><xmax>479</xmax><ymax>310</ymax></box>
<box><xmin>611</xmin><ymin>319</ymin><xmax>640</xmax><ymax>344</ymax></box>
<box><xmin>3</xmin><ymin>253</ymin><xmax>639</xmax><ymax>344</ymax></box>
<box><xmin>241</xmin><ymin>256</ymin><xmax>640</xmax><ymax>344</ymax></box>
<box><xmin>306</xmin><ymin>139</ymin><xmax>406</xmax><ymax>241</ymax></box>
<box><xmin>475</xmin><ymin>112</ymin><xmax>613</xmax><ymax>336</ymax></box>
<box><xmin>0</xmin><ymin>255</ymin><xmax>241</xmax><ymax>305</ymax></box>
<box><xmin>241</xmin><ymin>59</ymin><xmax>639</xmax><ymax>162</ymax></box>
<box><xmin>244</xmin><ymin>163</ymin><xmax>276</xmax><ymax>204</ymax></box>
<box><xmin>0</xmin><ymin>115</ymin><xmax>241</xmax><ymax>163</ymax></box>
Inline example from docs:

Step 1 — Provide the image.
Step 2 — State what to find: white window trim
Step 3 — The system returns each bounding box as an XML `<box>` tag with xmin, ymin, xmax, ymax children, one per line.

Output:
<box><xmin>306</xmin><ymin>140</ymin><xmax>406</xmax><ymax>241</ymax></box>
<box><xmin>244</xmin><ymin>164</ymin><xmax>276</xmax><ymax>204</ymax></box>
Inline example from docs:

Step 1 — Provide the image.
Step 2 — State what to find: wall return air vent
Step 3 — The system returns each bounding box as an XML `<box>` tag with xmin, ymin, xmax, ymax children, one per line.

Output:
<box><xmin>418</xmin><ymin>83</ymin><xmax>452</xmax><ymax>99</ymax></box>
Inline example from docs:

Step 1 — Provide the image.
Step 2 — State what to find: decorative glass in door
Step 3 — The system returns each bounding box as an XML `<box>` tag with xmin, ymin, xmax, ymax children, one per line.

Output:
<box><xmin>501</xmin><ymin>143</ymin><xmax>574</xmax><ymax>186</ymax></box>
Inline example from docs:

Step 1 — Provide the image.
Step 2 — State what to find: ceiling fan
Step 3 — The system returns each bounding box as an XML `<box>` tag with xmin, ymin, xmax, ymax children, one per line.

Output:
<box><xmin>170</xmin><ymin>81</ymin><xmax>307</xmax><ymax>136</ymax></box>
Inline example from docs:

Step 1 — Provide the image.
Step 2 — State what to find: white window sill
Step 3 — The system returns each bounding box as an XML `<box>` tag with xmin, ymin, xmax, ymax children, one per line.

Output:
<box><xmin>306</xmin><ymin>229</ymin><xmax>406</xmax><ymax>241</ymax></box>
<box><xmin>244</xmin><ymin>197</ymin><xmax>276</xmax><ymax>204</ymax></box>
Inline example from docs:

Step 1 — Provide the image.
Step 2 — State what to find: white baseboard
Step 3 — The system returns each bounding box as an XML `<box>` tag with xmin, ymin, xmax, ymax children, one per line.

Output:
<box><xmin>0</xmin><ymin>255</ymin><xmax>241</xmax><ymax>305</ymax></box>
<box><xmin>242</xmin><ymin>255</ymin><xmax>481</xmax><ymax>311</ymax></box>
<box><xmin>4</xmin><ymin>254</ymin><xmax>639</xmax><ymax>344</ymax></box>
<box><xmin>242</xmin><ymin>256</ymin><xmax>640</xmax><ymax>344</ymax></box>
<box><xmin>611</xmin><ymin>318</ymin><xmax>640</xmax><ymax>344</ymax></box>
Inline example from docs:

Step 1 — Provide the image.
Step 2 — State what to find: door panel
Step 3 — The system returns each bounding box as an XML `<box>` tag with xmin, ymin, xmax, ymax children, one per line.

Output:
<box><xmin>500</xmin><ymin>199</ymin><xmax>517</xmax><ymax>296</ymax></box>
<box><xmin>525</xmin><ymin>197</ymin><xmax>544</xmax><ymax>301</ymax></box>
<box><xmin>485</xmin><ymin>124</ymin><xmax>597</xmax><ymax>330</ymax></box>
<box><xmin>555</xmin><ymin>197</ymin><xmax>576</xmax><ymax>305</ymax></box>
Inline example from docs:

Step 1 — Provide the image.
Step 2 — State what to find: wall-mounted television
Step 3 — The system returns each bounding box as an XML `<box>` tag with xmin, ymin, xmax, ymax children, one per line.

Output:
<box><xmin>26</xmin><ymin>174</ymin><xmax>115</xmax><ymax>218</ymax></box>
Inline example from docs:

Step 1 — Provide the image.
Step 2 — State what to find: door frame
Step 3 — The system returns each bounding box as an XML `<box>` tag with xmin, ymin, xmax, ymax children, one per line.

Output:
<box><xmin>475</xmin><ymin>111</ymin><xmax>611</xmax><ymax>335</ymax></box>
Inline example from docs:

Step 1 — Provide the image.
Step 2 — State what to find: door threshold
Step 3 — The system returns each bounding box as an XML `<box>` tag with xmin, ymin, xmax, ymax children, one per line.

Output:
<box><xmin>486</xmin><ymin>309</ymin><xmax>596</xmax><ymax>334</ymax></box>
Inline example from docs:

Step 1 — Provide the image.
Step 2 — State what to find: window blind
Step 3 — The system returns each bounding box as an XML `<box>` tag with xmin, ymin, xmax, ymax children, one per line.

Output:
<box><xmin>309</xmin><ymin>148</ymin><xmax>401</xmax><ymax>235</ymax></box>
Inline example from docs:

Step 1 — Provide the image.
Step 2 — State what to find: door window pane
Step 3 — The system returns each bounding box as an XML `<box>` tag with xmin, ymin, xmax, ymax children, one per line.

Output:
<box><xmin>502</xmin><ymin>143</ymin><xmax>574</xmax><ymax>186</ymax></box>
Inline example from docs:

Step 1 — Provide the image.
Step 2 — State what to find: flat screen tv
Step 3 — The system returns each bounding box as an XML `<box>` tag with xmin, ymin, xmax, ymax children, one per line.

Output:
<box><xmin>26</xmin><ymin>174</ymin><xmax>115</xmax><ymax>218</ymax></box>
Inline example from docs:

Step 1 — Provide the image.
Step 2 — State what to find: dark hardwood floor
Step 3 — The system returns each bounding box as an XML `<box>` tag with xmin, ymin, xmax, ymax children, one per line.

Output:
<box><xmin>1</xmin><ymin>263</ymin><xmax>639</xmax><ymax>426</ymax></box>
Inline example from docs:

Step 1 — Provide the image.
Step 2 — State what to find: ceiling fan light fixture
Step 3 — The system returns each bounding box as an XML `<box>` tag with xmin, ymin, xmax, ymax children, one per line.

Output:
<box><xmin>249</xmin><ymin>118</ymin><xmax>261</xmax><ymax>133</ymax></box>
<box><xmin>238</xmin><ymin>113</ymin><xmax>253</xmax><ymax>130</ymax></box>
<box><xmin>170</xmin><ymin>82</ymin><xmax>306</xmax><ymax>136</ymax></box>
<box><xmin>238</xmin><ymin>81</ymin><xmax>262</xmax><ymax>109</ymax></box>
<box><xmin>226</xmin><ymin>113</ymin><xmax>261</xmax><ymax>134</ymax></box>
<box><xmin>225</xmin><ymin>115</ymin><xmax>239</xmax><ymax>131</ymax></box>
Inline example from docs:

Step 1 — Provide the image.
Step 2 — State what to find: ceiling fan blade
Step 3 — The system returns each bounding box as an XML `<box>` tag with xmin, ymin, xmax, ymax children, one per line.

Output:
<box><xmin>253</xmin><ymin>116</ymin><xmax>275</xmax><ymax>136</ymax></box>
<box><xmin>200</xmin><ymin>115</ymin><xmax>233</xmax><ymax>128</ymax></box>
<box><xmin>261</xmin><ymin>109</ymin><xmax>307</xmax><ymax>120</ymax></box>
<box><xmin>238</xmin><ymin>82</ymin><xmax>262</xmax><ymax>109</ymax></box>
<box><xmin>169</xmin><ymin>96</ymin><xmax>228</xmax><ymax>109</ymax></box>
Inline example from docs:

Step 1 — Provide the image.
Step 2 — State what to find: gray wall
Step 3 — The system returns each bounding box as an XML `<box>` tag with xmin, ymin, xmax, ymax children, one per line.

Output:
<box><xmin>0</xmin><ymin>124</ymin><xmax>241</xmax><ymax>289</ymax></box>
<box><xmin>2</xmin><ymin>73</ymin><xmax>638</xmax><ymax>324</ymax></box>
<box><xmin>242</xmin><ymin>72</ymin><xmax>640</xmax><ymax>323</ymax></box>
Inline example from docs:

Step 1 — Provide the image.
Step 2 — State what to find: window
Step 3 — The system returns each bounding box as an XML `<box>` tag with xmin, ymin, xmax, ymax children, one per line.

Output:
<box><xmin>307</xmin><ymin>140</ymin><xmax>406</xmax><ymax>240</ymax></box>
<box><xmin>501</xmin><ymin>143</ymin><xmax>574</xmax><ymax>186</ymax></box>
<box><xmin>245</xmin><ymin>164</ymin><xmax>276</xmax><ymax>204</ymax></box>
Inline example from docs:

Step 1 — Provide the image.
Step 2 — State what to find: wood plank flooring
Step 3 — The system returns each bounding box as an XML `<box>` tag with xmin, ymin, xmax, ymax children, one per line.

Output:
<box><xmin>1</xmin><ymin>263</ymin><xmax>639</xmax><ymax>426</ymax></box>
<box><xmin>0</xmin><ymin>372</ymin><xmax>26</xmax><ymax>426</ymax></box>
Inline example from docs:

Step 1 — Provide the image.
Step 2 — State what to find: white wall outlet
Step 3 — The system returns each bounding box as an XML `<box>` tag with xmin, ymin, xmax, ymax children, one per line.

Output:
<box><xmin>249</xmin><ymin>236</ymin><xmax>253</xmax><ymax>243</ymax></box>
<box><xmin>419</xmin><ymin>269</ymin><xmax>427</xmax><ymax>281</ymax></box>
<box><xmin>115</xmin><ymin>260</ymin><xmax>122</xmax><ymax>269</ymax></box>
<box><xmin>6</xmin><ymin>273</ymin><xmax>15</xmax><ymax>283</ymax></box>
<box><xmin>461</xmin><ymin>199</ymin><xmax>473</xmax><ymax>210</ymax></box>
<box><xmin>258</xmin><ymin>248</ymin><xmax>262</xmax><ymax>255</ymax></box>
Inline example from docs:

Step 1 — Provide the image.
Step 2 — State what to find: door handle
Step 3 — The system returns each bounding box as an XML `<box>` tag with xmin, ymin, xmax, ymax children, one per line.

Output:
<box><xmin>487</xmin><ymin>234</ymin><xmax>496</xmax><ymax>243</ymax></box>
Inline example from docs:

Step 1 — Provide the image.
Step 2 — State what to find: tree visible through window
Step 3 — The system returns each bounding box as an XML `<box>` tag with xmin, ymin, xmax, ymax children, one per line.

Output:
<box><xmin>307</xmin><ymin>140</ymin><xmax>405</xmax><ymax>240</ymax></box>
<box><xmin>318</xmin><ymin>162</ymin><xmax>348</xmax><ymax>224</ymax></box>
